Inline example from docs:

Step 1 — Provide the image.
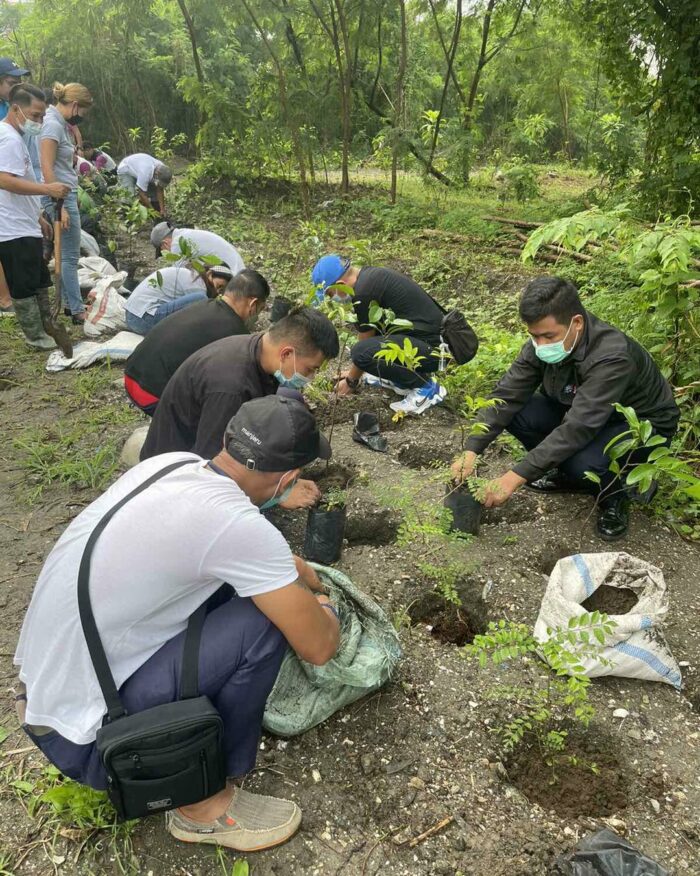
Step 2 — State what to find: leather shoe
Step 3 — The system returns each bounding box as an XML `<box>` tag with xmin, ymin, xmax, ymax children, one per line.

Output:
<box><xmin>596</xmin><ymin>497</ymin><xmax>630</xmax><ymax>541</ymax></box>
<box><xmin>526</xmin><ymin>468</ymin><xmax>589</xmax><ymax>494</ymax></box>
<box><xmin>352</xmin><ymin>411</ymin><xmax>388</xmax><ymax>453</ymax></box>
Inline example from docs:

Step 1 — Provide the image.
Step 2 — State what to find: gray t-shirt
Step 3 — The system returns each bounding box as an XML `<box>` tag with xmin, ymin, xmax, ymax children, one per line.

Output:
<box><xmin>39</xmin><ymin>106</ymin><xmax>78</xmax><ymax>191</ymax></box>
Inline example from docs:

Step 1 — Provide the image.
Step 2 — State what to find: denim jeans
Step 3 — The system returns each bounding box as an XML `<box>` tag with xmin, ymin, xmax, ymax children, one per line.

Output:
<box><xmin>125</xmin><ymin>292</ymin><xmax>207</xmax><ymax>335</ymax></box>
<box><xmin>43</xmin><ymin>192</ymin><xmax>84</xmax><ymax>315</ymax></box>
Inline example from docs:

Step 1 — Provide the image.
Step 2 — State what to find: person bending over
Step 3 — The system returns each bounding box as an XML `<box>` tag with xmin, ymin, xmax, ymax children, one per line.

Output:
<box><xmin>15</xmin><ymin>395</ymin><xmax>340</xmax><ymax>851</ymax></box>
<box><xmin>450</xmin><ymin>277</ymin><xmax>679</xmax><ymax>540</ymax></box>
<box><xmin>124</xmin><ymin>269</ymin><xmax>270</xmax><ymax>415</ymax></box>
<box><xmin>140</xmin><ymin>306</ymin><xmax>339</xmax><ymax>509</ymax></box>
<box><xmin>124</xmin><ymin>262</ymin><xmax>232</xmax><ymax>336</ymax></box>
<box><xmin>312</xmin><ymin>254</ymin><xmax>446</xmax><ymax>416</ymax></box>
<box><xmin>150</xmin><ymin>221</ymin><xmax>245</xmax><ymax>275</ymax></box>
<box><xmin>116</xmin><ymin>153</ymin><xmax>172</xmax><ymax>216</ymax></box>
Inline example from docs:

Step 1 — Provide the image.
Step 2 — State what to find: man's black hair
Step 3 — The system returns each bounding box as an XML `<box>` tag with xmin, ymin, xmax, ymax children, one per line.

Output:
<box><xmin>9</xmin><ymin>83</ymin><xmax>46</xmax><ymax>107</ymax></box>
<box><xmin>519</xmin><ymin>276</ymin><xmax>585</xmax><ymax>326</ymax></box>
<box><xmin>226</xmin><ymin>269</ymin><xmax>270</xmax><ymax>301</ymax></box>
<box><xmin>269</xmin><ymin>306</ymin><xmax>340</xmax><ymax>359</ymax></box>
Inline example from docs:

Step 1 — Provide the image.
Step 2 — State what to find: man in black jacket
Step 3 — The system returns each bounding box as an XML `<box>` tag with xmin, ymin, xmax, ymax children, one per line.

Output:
<box><xmin>451</xmin><ymin>277</ymin><xmax>679</xmax><ymax>540</ymax></box>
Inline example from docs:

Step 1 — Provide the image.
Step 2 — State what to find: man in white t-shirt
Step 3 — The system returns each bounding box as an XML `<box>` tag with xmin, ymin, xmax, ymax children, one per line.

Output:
<box><xmin>15</xmin><ymin>395</ymin><xmax>339</xmax><ymax>852</ymax></box>
<box><xmin>150</xmin><ymin>221</ymin><xmax>246</xmax><ymax>276</ymax></box>
<box><xmin>124</xmin><ymin>262</ymin><xmax>232</xmax><ymax>335</ymax></box>
<box><xmin>0</xmin><ymin>83</ymin><xmax>70</xmax><ymax>347</ymax></box>
<box><xmin>116</xmin><ymin>152</ymin><xmax>172</xmax><ymax>216</ymax></box>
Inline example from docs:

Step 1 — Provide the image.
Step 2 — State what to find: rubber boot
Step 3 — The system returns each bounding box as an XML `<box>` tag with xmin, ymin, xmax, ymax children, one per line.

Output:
<box><xmin>12</xmin><ymin>296</ymin><xmax>57</xmax><ymax>350</ymax></box>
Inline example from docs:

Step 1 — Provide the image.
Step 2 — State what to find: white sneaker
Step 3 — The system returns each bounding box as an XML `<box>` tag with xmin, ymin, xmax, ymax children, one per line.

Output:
<box><xmin>389</xmin><ymin>380</ymin><xmax>446</xmax><ymax>415</ymax></box>
<box><xmin>362</xmin><ymin>374</ymin><xmax>410</xmax><ymax>396</ymax></box>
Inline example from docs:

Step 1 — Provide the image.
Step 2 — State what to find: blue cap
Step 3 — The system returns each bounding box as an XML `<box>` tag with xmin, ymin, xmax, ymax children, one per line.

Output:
<box><xmin>311</xmin><ymin>255</ymin><xmax>350</xmax><ymax>293</ymax></box>
<box><xmin>0</xmin><ymin>58</ymin><xmax>30</xmax><ymax>78</ymax></box>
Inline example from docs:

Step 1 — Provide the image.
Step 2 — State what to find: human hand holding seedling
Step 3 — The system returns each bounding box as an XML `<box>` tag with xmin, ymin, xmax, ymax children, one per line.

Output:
<box><xmin>481</xmin><ymin>471</ymin><xmax>526</xmax><ymax>507</ymax></box>
<box><xmin>450</xmin><ymin>450</ymin><xmax>477</xmax><ymax>483</ymax></box>
<box><xmin>279</xmin><ymin>478</ymin><xmax>321</xmax><ymax>510</ymax></box>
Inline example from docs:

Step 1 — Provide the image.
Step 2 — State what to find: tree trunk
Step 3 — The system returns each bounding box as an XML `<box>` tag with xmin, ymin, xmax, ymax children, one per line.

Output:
<box><xmin>391</xmin><ymin>0</ymin><xmax>408</xmax><ymax>204</ymax></box>
<box><xmin>176</xmin><ymin>0</ymin><xmax>205</xmax><ymax>85</ymax></box>
<box><xmin>428</xmin><ymin>0</ymin><xmax>463</xmax><ymax>168</ymax></box>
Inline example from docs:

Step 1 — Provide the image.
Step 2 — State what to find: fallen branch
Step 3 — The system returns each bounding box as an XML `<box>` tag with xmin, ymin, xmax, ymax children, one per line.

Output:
<box><xmin>408</xmin><ymin>816</ymin><xmax>454</xmax><ymax>848</ymax></box>
<box><xmin>482</xmin><ymin>215</ymin><xmax>542</xmax><ymax>229</ymax></box>
<box><xmin>489</xmin><ymin>245</ymin><xmax>562</xmax><ymax>264</ymax></box>
<box><xmin>418</xmin><ymin>228</ymin><xmax>471</xmax><ymax>242</ymax></box>
<box><xmin>512</xmin><ymin>231</ymin><xmax>593</xmax><ymax>263</ymax></box>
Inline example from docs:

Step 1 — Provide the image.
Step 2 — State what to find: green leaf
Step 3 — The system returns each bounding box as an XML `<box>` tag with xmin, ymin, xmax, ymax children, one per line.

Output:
<box><xmin>232</xmin><ymin>861</ymin><xmax>249</xmax><ymax>876</ymax></box>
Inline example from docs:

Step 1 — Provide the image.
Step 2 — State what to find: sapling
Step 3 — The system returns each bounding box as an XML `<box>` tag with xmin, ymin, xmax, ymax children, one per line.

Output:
<box><xmin>465</xmin><ymin>614</ymin><xmax>617</xmax><ymax>781</ymax></box>
<box><xmin>321</xmin><ymin>487</ymin><xmax>347</xmax><ymax>511</ymax></box>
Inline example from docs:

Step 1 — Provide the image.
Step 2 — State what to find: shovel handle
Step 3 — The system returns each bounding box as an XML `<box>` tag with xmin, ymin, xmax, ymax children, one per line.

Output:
<box><xmin>52</xmin><ymin>198</ymin><xmax>64</xmax><ymax>320</ymax></box>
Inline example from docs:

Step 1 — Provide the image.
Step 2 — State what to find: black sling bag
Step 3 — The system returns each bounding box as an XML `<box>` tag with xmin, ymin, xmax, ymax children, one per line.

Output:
<box><xmin>77</xmin><ymin>460</ymin><xmax>226</xmax><ymax>821</ymax></box>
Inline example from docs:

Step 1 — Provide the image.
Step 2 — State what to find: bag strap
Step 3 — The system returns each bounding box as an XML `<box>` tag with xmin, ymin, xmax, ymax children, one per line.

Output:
<box><xmin>179</xmin><ymin>600</ymin><xmax>207</xmax><ymax>700</ymax></box>
<box><xmin>78</xmin><ymin>460</ymin><xmax>194</xmax><ymax>722</ymax></box>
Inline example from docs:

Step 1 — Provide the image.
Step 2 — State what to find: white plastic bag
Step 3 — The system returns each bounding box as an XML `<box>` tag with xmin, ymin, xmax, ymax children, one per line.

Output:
<box><xmin>45</xmin><ymin>331</ymin><xmax>142</xmax><ymax>372</ymax></box>
<box><xmin>80</xmin><ymin>229</ymin><xmax>101</xmax><ymax>257</ymax></box>
<box><xmin>78</xmin><ymin>255</ymin><xmax>117</xmax><ymax>290</ymax></box>
<box><xmin>83</xmin><ymin>273</ymin><xmax>129</xmax><ymax>337</ymax></box>
<box><xmin>534</xmin><ymin>552</ymin><xmax>681</xmax><ymax>688</ymax></box>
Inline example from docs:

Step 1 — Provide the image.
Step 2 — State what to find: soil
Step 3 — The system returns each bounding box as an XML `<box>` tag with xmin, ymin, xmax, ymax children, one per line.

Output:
<box><xmin>408</xmin><ymin>582</ymin><xmax>488</xmax><ymax>646</ymax></box>
<box><xmin>582</xmin><ymin>585</ymin><xmax>639</xmax><ymax>616</ymax></box>
<box><xmin>1</xmin><ymin>204</ymin><xmax>699</xmax><ymax>876</ymax></box>
<box><xmin>504</xmin><ymin>732</ymin><xmax>629</xmax><ymax>819</ymax></box>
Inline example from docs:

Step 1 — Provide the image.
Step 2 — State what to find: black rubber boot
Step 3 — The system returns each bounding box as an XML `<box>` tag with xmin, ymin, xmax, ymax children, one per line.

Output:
<box><xmin>596</xmin><ymin>496</ymin><xmax>630</xmax><ymax>541</ymax></box>
<box><xmin>12</xmin><ymin>296</ymin><xmax>56</xmax><ymax>350</ymax></box>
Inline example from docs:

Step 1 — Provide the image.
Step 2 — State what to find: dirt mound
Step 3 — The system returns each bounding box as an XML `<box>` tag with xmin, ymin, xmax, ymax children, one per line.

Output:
<box><xmin>582</xmin><ymin>584</ymin><xmax>638</xmax><ymax>616</ymax></box>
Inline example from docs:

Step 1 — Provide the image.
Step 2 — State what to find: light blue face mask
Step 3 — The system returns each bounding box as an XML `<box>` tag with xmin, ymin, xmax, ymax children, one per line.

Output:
<box><xmin>331</xmin><ymin>292</ymin><xmax>351</xmax><ymax>304</ymax></box>
<box><xmin>532</xmin><ymin>319</ymin><xmax>579</xmax><ymax>365</ymax></box>
<box><xmin>19</xmin><ymin>109</ymin><xmax>42</xmax><ymax>137</ymax></box>
<box><xmin>274</xmin><ymin>350</ymin><xmax>311</xmax><ymax>390</ymax></box>
<box><xmin>259</xmin><ymin>472</ymin><xmax>297</xmax><ymax>510</ymax></box>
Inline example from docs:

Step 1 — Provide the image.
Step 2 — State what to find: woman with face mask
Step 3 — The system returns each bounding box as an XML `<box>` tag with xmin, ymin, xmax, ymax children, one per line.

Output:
<box><xmin>39</xmin><ymin>82</ymin><xmax>93</xmax><ymax>323</ymax></box>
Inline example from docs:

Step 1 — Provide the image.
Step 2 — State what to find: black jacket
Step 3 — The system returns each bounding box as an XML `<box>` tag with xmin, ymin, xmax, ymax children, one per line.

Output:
<box><xmin>465</xmin><ymin>311</ymin><xmax>679</xmax><ymax>481</ymax></box>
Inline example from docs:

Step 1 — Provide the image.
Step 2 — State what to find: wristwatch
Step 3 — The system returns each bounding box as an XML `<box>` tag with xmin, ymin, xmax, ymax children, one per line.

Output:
<box><xmin>345</xmin><ymin>375</ymin><xmax>360</xmax><ymax>391</ymax></box>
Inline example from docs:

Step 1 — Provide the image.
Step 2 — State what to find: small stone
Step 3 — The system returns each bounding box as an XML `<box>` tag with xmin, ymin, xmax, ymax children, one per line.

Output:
<box><xmin>360</xmin><ymin>754</ymin><xmax>375</xmax><ymax>775</ymax></box>
<box><xmin>612</xmin><ymin>708</ymin><xmax>629</xmax><ymax>719</ymax></box>
<box><xmin>433</xmin><ymin>860</ymin><xmax>452</xmax><ymax>875</ymax></box>
<box><xmin>627</xmin><ymin>728</ymin><xmax>642</xmax><ymax>741</ymax></box>
<box><xmin>650</xmin><ymin>798</ymin><xmax>661</xmax><ymax>814</ymax></box>
<box><xmin>408</xmin><ymin>776</ymin><xmax>426</xmax><ymax>790</ymax></box>
<box><xmin>452</xmin><ymin>835</ymin><xmax>467</xmax><ymax>851</ymax></box>
<box><xmin>312</xmin><ymin>769</ymin><xmax>322</xmax><ymax>783</ymax></box>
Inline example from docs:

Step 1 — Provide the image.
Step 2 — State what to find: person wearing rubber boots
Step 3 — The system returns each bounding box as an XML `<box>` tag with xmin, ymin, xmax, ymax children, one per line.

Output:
<box><xmin>0</xmin><ymin>84</ymin><xmax>71</xmax><ymax>349</ymax></box>
<box><xmin>450</xmin><ymin>277</ymin><xmax>679</xmax><ymax>540</ymax></box>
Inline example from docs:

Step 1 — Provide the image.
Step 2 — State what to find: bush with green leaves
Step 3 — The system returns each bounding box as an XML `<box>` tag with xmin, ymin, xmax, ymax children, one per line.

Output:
<box><xmin>465</xmin><ymin>614</ymin><xmax>616</xmax><ymax>777</ymax></box>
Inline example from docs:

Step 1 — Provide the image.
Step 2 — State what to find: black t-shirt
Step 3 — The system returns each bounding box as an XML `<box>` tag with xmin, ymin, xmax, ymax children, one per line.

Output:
<box><xmin>125</xmin><ymin>298</ymin><xmax>248</xmax><ymax>399</ymax></box>
<box><xmin>353</xmin><ymin>267</ymin><xmax>444</xmax><ymax>338</ymax></box>
<box><xmin>140</xmin><ymin>333</ymin><xmax>278</xmax><ymax>461</ymax></box>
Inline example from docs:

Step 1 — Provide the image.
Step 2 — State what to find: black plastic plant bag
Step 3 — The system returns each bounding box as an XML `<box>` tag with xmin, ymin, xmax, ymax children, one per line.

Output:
<box><xmin>444</xmin><ymin>482</ymin><xmax>482</xmax><ymax>535</ymax></box>
<box><xmin>549</xmin><ymin>829</ymin><xmax>669</xmax><ymax>876</ymax></box>
<box><xmin>304</xmin><ymin>506</ymin><xmax>346</xmax><ymax>565</ymax></box>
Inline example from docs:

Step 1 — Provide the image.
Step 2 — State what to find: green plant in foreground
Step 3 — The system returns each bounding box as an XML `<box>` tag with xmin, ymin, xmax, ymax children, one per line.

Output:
<box><xmin>465</xmin><ymin>614</ymin><xmax>616</xmax><ymax>780</ymax></box>
<box><xmin>322</xmin><ymin>487</ymin><xmax>347</xmax><ymax>510</ymax></box>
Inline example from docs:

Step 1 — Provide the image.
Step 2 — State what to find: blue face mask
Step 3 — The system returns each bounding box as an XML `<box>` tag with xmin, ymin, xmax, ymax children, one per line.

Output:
<box><xmin>259</xmin><ymin>472</ymin><xmax>297</xmax><ymax>510</ymax></box>
<box><xmin>274</xmin><ymin>350</ymin><xmax>311</xmax><ymax>389</ymax></box>
<box><xmin>532</xmin><ymin>320</ymin><xmax>579</xmax><ymax>365</ymax></box>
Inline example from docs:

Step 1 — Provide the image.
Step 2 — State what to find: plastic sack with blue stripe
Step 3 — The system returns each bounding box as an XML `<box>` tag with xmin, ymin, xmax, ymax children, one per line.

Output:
<box><xmin>263</xmin><ymin>563</ymin><xmax>402</xmax><ymax>736</ymax></box>
<box><xmin>534</xmin><ymin>552</ymin><xmax>681</xmax><ymax>689</ymax></box>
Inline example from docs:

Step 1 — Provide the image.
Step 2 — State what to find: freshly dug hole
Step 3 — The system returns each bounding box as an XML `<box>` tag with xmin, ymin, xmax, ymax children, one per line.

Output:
<box><xmin>397</xmin><ymin>442</ymin><xmax>454</xmax><ymax>470</ymax></box>
<box><xmin>505</xmin><ymin>730</ymin><xmax>629</xmax><ymax>818</ymax></box>
<box><xmin>306</xmin><ymin>461</ymin><xmax>358</xmax><ymax>492</ymax></box>
<box><xmin>582</xmin><ymin>584</ymin><xmax>638</xmax><ymax>616</ymax></box>
<box><xmin>408</xmin><ymin>580</ymin><xmax>488</xmax><ymax>645</ymax></box>
<box><xmin>345</xmin><ymin>509</ymin><xmax>399</xmax><ymax>546</ymax></box>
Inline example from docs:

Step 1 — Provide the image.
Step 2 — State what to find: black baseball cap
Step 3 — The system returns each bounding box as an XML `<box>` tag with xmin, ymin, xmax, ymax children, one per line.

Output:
<box><xmin>225</xmin><ymin>395</ymin><xmax>331</xmax><ymax>472</ymax></box>
<box><xmin>0</xmin><ymin>58</ymin><xmax>30</xmax><ymax>78</ymax></box>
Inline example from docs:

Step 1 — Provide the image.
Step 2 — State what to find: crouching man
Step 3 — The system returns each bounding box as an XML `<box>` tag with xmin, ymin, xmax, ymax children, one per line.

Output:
<box><xmin>451</xmin><ymin>277</ymin><xmax>679</xmax><ymax>540</ymax></box>
<box><xmin>14</xmin><ymin>395</ymin><xmax>340</xmax><ymax>851</ymax></box>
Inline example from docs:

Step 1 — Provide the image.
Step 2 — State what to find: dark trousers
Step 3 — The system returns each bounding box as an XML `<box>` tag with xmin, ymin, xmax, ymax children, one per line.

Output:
<box><xmin>25</xmin><ymin>595</ymin><xmax>286</xmax><ymax>791</ymax></box>
<box><xmin>352</xmin><ymin>333</ymin><xmax>441</xmax><ymax>389</ymax></box>
<box><xmin>507</xmin><ymin>393</ymin><xmax>672</xmax><ymax>503</ymax></box>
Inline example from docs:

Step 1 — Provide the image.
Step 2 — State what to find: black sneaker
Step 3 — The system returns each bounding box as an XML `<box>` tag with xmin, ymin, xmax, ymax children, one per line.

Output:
<box><xmin>596</xmin><ymin>497</ymin><xmax>630</xmax><ymax>541</ymax></box>
<box><xmin>526</xmin><ymin>468</ymin><xmax>589</xmax><ymax>494</ymax></box>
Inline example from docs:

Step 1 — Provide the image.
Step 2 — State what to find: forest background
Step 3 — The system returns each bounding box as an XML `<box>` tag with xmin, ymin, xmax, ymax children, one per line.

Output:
<box><xmin>1</xmin><ymin>0</ymin><xmax>699</xmax><ymax>534</ymax></box>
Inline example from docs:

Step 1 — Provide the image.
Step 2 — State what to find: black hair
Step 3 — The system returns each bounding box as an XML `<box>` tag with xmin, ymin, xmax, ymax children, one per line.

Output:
<box><xmin>226</xmin><ymin>269</ymin><xmax>270</xmax><ymax>301</ymax></box>
<box><xmin>519</xmin><ymin>277</ymin><xmax>585</xmax><ymax>326</ymax></box>
<box><xmin>9</xmin><ymin>83</ymin><xmax>46</xmax><ymax>107</ymax></box>
<box><xmin>269</xmin><ymin>306</ymin><xmax>340</xmax><ymax>359</ymax></box>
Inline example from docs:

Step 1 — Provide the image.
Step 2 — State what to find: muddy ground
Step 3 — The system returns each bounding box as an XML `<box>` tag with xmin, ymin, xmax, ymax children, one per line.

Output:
<box><xmin>1</xmin><ymin>205</ymin><xmax>699</xmax><ymax>876</ymax></box>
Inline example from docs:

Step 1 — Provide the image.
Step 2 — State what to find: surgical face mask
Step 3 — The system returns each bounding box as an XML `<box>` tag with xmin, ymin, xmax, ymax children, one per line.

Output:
<box><xmin>18</xmin><ymin>109</ymin><xmax>42</xmax><ymax>136</ymax></box>
<box><xmin>259</xmin><ymin>472</ymin><xmax>297</xmax><ymax>510</ymax></box>
<box><xmin>532</xmin><ymin>319</ymin><xmax>579</xmax><ymax>365</ymax></box>
<box><xmin>331</xmin><ymin>293</ymin><xmax>351</xmax><ymax>304</ymax></box>
<box><xmin>274</xmin><ymin>350</ymin><xmax>311</xmax><ymax>390</ymax></box>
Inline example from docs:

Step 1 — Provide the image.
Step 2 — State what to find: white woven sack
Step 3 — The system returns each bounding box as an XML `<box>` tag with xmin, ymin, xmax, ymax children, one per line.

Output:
<box><xmin>83</xmin><ymin>273</ymin><xmax>129</xmax><ymax>337</ymax></box>
<box><xmin>534</xmin><ymin>551</ymin><xmax>681</xmax><ymax>688</ymax></box>
<box><xmin>77</xmin><ymin>256</ymin><xmax>117</xmax><ymax>290</ymax></box>
<box><xmin>45</xmin><ymin>331</ymin><xmax>142</xmax><ymax>372</ymax></box>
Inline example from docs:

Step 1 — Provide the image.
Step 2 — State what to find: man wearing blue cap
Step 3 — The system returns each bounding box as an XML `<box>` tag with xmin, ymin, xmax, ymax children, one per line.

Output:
<box><xmin>0</xmin><ymin>58</ymin><xmax>30</xmax><ymax>121</ymax></box>
<box><xmin>311</xmin><ymin>254</ymin><xmax>447</xmax><ymax>415</ymax></box>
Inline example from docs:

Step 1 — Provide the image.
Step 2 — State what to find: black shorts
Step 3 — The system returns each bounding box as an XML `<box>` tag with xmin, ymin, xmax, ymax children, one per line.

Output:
<box><xmin>0</xmin><ymin>236</ymin><xmax>51</xmax><ymax>301</ymax></box>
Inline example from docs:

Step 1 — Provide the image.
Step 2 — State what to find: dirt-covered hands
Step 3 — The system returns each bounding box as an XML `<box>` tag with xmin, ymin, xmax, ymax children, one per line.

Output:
<box><xmin>450</xmin><ymin>450</ymin><xmax>477</xmax><ymax>484</ymax></box>
<box><xmin>279</xmin><ymin>478</ymin><xmax>321</xmax><ymax>510</ymax></box>
<box><xmin>292</xmin><ymin>555</ymin><xmax>326</xmax><ymax>593</ymax></box>
<box><xmin>481</xmin><ymin>471</ymin><xmax>527</xmax><ymax>508</ymax></box>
